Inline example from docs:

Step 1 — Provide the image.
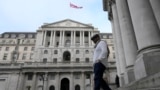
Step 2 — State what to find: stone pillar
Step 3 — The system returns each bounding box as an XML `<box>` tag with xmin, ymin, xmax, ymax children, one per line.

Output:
<box><xmin>74</xmin><ymin>31</ymin><xmax>76</xmax><ymax>46</ymax></box>
<box><xmin>17</xmin><ymin>72</ymin><xmax>25</xmax><ymax>90</ymax></box>
<box><xmin>80</xmin><ymin>31</ymin><xmax>82</xmax><ymax>46</ymax></box>
<box><xmin>83</xmin><ymin>31</ymin><xmax>85</xmax><ymax>46</ymax></box>
<box><xmin>88</xmin><ymin>31</ymin><xmax>91</xmax><ymax>46</ymax></box>
<box><xmin>111</xmin><ymin>20</ymin><xmax>121</xmax><ymax>78</ymax></box>
<box><xmin>128</xmin><ymin>0</ymin><xmax>160</xmax><ymax>80</ymax></box>
<box><xmin>112</xmin><ymin>1</ymin><xmax>127</xmax><ymax>85</ymax></box>
<box><xmin>32</xmin><ymin>72</ymin><xmax>36</xmax><ymax>90</ymax></box>
<box><xmin>43</xmin><ymin>31</ymin><xmax>47</xmax><ymax>46</ymax></box>
<box><xmin>43</xmin><ymin>72</ymin><xmax>48</xmax><ymax>90</ymax></box>
<box><xmin>90</xmin><ymin>73</ymin><xmax>93</xmax><ymax>90</ymax></box>
<box><xmin>59</xmin><ymin>31</ymin><xmax>62</xmax><ymax>46</ymax></box>
<box><xmin>81</xmin><ymin>72</ymin><xmax>85</xmax><ymax>90</ymax></box>
<box><xmin>70</xmin><ymin>72</ymin><xmax>74</xmax><ymax>90</ymax></box>
<box><xmin>62</xmin><ymin>31</ymin><xmax>65</xmax><ymax>46</ymax></box>
<box><xmin>50</xmin><ymin>31</ymin><xmax>53</xmax><ymax>47</ymax></box>
<box><xmin>149</xmin><ymin>0</ymin><xmax>160</xmax><ymax>29</ymax></box>
<box><xmin>56</xmin><ymin>72</ymin><xmax>60</xmax><ymax>90</ymax></box>
<box><xmin>116</xmin><ymin>0</ymin><xmax>138</xmax><ymax>83</ymax></box>
<box><xmin>71</xmin><ymin>31</ymin><xmax>73</xmax><ymax>46</ymax></box>
<box><xmin>52</xmin><ymin>31</ymin><xmax>56</xmax><ymax>47</ymax></box>
<box><xmin>41</xmin><ymin>31</ymin><xmax>44</xmax><ymax>46</ymax></box>
<box><xmin>128</xmin><ymin>0</ymin><xmax>160</xmax><ymax>51</ymax></box>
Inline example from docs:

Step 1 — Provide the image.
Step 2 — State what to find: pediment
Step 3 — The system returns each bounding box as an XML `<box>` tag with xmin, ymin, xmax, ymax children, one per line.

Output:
<box><xmin>41</xmin><ymin>19</ymin><xmax>93</xmax><ymax>28</ymax></box>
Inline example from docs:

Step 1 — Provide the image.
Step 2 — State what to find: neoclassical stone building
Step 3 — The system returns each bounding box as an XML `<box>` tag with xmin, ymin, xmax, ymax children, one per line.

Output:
<box><xmin>103</xmin><ymin>0</ymin><xmax>160</xmax><ymax>89</ymax></box>
<box><xmin>0</xmin><ymin>19</ymin><xmax>117</xmax><ymax>90</ymax></box>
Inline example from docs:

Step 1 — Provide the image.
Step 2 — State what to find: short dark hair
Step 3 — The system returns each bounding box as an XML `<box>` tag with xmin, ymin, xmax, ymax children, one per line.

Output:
<box><xmin>91</xmin><ymin>34</ymin><xmax>100</xmax><ymax>40</ymax></box>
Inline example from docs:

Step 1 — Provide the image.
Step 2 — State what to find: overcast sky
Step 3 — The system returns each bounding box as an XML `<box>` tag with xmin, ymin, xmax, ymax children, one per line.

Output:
<box><xmin>0</xmin><ymin>0</ymin><xmax>112</xmax><ymax>34</ymax></box>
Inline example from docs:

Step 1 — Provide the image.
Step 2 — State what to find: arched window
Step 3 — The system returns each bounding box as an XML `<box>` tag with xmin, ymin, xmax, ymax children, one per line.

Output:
<box><xmin>63</xmin><ymin>51</ymin><xmax>71</xmax><ymax>62</ymax></box>
<box><xmin>75</xmin><ymin>85</ymin><xmax>80</xmax><ymax>90</ymax></box>
<box><xmin>44</xmin><ymin>50</ymin><xmax>48</xmax><ymax>54</ymax></box>
<box><xmin>49</xmin><ymin>85</ymin><xmax>55</xmax><ymax>90</ymax></box>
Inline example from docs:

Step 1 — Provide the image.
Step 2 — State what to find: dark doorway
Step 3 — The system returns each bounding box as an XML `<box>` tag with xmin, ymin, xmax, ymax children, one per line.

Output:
<box><xmin>63</xmin><ymin>51</ymin><xmax>71</xmax><ymax>61</ymax></box>
<box><xmin>49</xmin><ymin>86</ymin><xmax>55</xmax><ymax>90</ymax></box>
<box><xmin>60</xmin><ymin>78</ymin><xmax>69</xmax><ymax>90</ymax></box>
<box><xmin>75</xmin><ymin>85</ymin><xmax>80</xmax><ymax>90</ymax></box>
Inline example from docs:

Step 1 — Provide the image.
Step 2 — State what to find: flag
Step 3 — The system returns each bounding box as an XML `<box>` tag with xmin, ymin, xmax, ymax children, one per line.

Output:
<box><xmin>70</xmin><ymin>2</ymin><xmax>83</xmax><ymax>9</ymax></box>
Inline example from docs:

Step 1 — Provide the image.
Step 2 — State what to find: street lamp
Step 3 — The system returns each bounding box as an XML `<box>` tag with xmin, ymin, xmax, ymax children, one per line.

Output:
<box><xmin>39</xmin><ymin>74</ymin><xmax>48</xmax><ymax>90</ymax></box>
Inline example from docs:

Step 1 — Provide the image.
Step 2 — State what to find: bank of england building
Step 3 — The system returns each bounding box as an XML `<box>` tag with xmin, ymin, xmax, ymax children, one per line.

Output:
<box><xmin>0</xmin><ymin>19</ymin><xmax>117</xmax><ymax>90</ymax></box>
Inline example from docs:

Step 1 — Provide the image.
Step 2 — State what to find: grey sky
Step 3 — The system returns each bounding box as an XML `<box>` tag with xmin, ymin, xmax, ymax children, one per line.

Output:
<box><xmin>0</xmin><ymin>0</ymin><xmax>111</xmax><ymax>34</ymax></box>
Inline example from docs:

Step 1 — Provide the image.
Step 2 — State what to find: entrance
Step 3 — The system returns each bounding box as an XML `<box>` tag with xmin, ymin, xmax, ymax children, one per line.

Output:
<box><xmin>60</xmin><ymin>78</ymin><xmax>70</xmax><ymax>90</ymax></box>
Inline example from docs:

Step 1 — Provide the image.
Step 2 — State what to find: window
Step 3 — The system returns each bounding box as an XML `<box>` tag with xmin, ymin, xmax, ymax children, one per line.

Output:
<box><xmin>53</xmin><ymin>58</ymin><xmax>57</xmax><ymax>63</ymax></box>
<box><xmin>22</xmin><ymin>53</ymin><xmax>27</xmax><ymax>60</ymax></box>
<box><xmin>19</xmin><ymin>34</ymin><xmax>25</xmax><ymax>38</ymax></box>
<box><xmin>4</xmin><ymin>34</ymin><xmax>9</xmax><ymax>38</ymax></box>
<box><xmin>27</xmin><ymin>86</ymin><xmax>31</xmax><ymax>90</ymax></box>
<box><xmin>24</xmin><ymin>47</ymin><xmax>28</xmax><ymax>51</ymax></box>
<box><xmin>28</xmin><ymin>74</ymin><xmax>33</xmax><ymax>80</ymax></box>
<box><xmin>85</xmin><ymin>50</ymin><xmax>89</xmax><ymax>54</ymax></box>
<box><xmin>76</xmin><ymin>58</ymin><xmax>79</xmax><ymax>63</ymax></box>
<box><xmin>54</xmin><ymin>50</ymin><xmax>58</xmax><ymax>54</ymax></box>
<box><xmin>11</xmin><ymin>34</ymin><xmax>16</xmax><ymax>38</ymax></box>
<box><xmin>5</xmin><ymin>47</ymin><xmax>9</xmax><ymax>51</ymax></box>
<box><xmin>44</xmin><ymin>50</ymin><xmax>48</xmax><ymax>54</ymax></box>
<box><xmin>43</xmin><ymin>58</ymin><xmax>47</xmax><ymax>63</ymax></box>
<box><xmin>31</xmin><ymin>47</ymin><xmax>35</xmax><ymax>51</ymax></box>
<box><xmin>85</xmin><ymin>58</ymin><xmax>89</xmax><ymax>62</ymax></box>
<box><xmin>76</xmin><ymin>50</ymin><xmax>79</xmax><ymax>54</ymax></box>
<box><xmin>86</xmin><ymin>74</ymin><xmax>90</xmax><ymax>79</ymax></box>
<box><xmin>3</xmin><ymin>53</ymin><xmax>8</xmax><ymax>60</ymax></box>
<box><xmin>28</xmin><ymin>34</ymin><xmax>33</xmax><ymax>38</ymax></box>
<box><xmin>30</xmin><ymin>53</ymin><xmax>33</xmax><ymax>60</ymax></box>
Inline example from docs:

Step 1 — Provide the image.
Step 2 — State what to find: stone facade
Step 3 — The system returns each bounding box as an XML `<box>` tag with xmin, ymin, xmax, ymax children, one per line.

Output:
<box><xmin>103</xmin><ymin>0</ymin><xmax>160</xmax><ymax>90</ymax></box>
<box><xmin>0</xmin><ymin>19</ymin><xmax>117</xmax><ymax>90</ymax></box>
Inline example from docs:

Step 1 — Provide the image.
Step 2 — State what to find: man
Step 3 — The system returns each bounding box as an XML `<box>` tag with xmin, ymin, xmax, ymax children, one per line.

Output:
<box><xmin>91</xmin><ymin>34</ymin><xmax>111</xmax><ymax>90</ymax></box>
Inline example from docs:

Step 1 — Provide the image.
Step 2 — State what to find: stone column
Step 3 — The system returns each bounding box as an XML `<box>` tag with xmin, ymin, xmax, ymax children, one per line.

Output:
<box><xmin>59</xmin><ymin>31</ymin><xmax>62</xmax><ymax>46</ymax></box>
<box><xmin>81</xmin><ymin>72</ymin><xmax>85</xmax><ymax>90</ymax></box>
<box><xmin>90</xmin><ymin>73</ymin><xmax>93</xmax><ymax>90</ymax></box>
<box><xmin>32</xmin><ymin>72</ymin><xmax>37</xmax><ymax>90</ymax></box>
<box><xmin>43</xmin><ymin>72</ymin><xmax>48</xmax><ymax>90</ymax></box>
<box><xmin>52</xmin><ymin>31</ymin><xmax>56</xmax><ymax>47</ymax></box>
<box><xmin>70</xmin><ymin>72</ymin><xmax>74</xmax><ymax>90</ymax></box>
<box><xmin>88</xmin><ymin>31</ymin><xmax>91</xmax><ymax>46</ymax></box>
<box><xmin>71</xmin><ymin>31</ymin><xmax>73</xmax><ymax>46</ymax></box>
<box><xmin>41</xmin><ymin>31</ymin><xmax>44</xmax><ymax>46</ymax></box>
<box><xmin>50</xmin><ymin>31</ymin><xmax>53</xmax><ymax>47</ymax></box>
<box><xmin>112</xmin><ymin>1</ymin><xmax>127</xmax><ymax>85</ymax></box>
<box><xmin>116</xmin><ymin>0</ymin><xmax>138</xmax><ymax>83</ymax></box>
<box><xmin>128</xmin><ymin>0</ymin><xmax>160</xmax><ymax>80</ymax></box>
<box><xmin>43</xmin><ymin>31</ymin><xmax>47</xmax><ymax>46</ymax></box>
<box><xmin>149</xmin><ymin>0</ymin><xmax>160</xmax><ymax>29</ymax></box>
<box><xmin>62</xmin><ymin>31</ymin><xmax>65</xmax><ymax>46</ymax></box>
<box><xmin>17</xmin><ymin>72</ymin><xmax>25</xmax><ymax>90</ymax></box>
<box><xmin>111</xmin><ymin>20</ymin><xmax>121</xmax><ymax>77</ymax></box>
<box><xmin>74</xmin><ymin>31</ymin><xmax>76</xmax><ymax>46</ymax></box>
<box><xmin>128</xmin><ymin>0</ymin><xmax>160</xmax><ymax>51</ymax></box>
<box><xmin>83</xmin><ymin>31</ymin><xmax>85</xmax><ymax>46</ymax></box>
<box><xmin>80</xmin><ymin>31</ymin><xmax>82</xmax><ymax>46</ymax></box>
<box><xmin>56</xmin><ymin>72</ymin><xmax>60</xmax><ymax>90</ymax></box>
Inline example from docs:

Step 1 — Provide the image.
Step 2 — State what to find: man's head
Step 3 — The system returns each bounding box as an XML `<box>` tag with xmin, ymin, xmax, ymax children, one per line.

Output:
<box><xmin>91</xmin><ymin>34</ymin><xmax>100</xmax><ymax>44</ymax></box>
